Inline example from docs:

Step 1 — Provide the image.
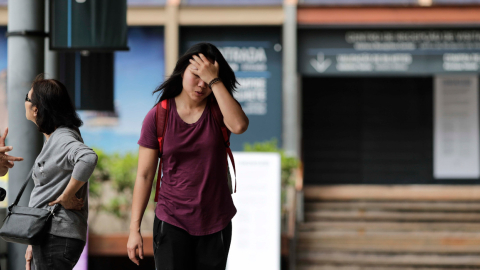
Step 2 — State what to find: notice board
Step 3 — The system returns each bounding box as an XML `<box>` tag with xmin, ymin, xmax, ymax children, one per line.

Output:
<box><xmin>434</xmin><ymin>75</ymin><xmax>480</xmax><ymax>179</ymax></box>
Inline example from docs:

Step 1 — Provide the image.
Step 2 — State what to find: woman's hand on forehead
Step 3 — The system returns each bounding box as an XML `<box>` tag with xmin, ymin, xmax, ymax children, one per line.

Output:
<box><xmin>189</xmin><ymin>53</ymin><xmax>219</xmax><ymax>85</ymax></box>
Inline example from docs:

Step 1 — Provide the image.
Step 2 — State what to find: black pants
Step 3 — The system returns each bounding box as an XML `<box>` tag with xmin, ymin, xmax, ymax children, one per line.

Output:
<box><xmin>32</xmin><ymin>234</ymin><xmax>85</xmax><ymax>270</ymax></box>
<box><xmin>153</xmin><ymin>216</ymin><xmax>232</xmax><ymax>270</ymax></box>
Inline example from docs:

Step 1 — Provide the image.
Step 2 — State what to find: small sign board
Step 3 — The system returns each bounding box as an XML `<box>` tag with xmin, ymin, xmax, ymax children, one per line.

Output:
<box><xmin>181</xmin><ymin>27</ymin><xmax>283</xmax><ymax>150</ymax></box>
<box><xmin>299</xmin><ymin>29</ymin><xmax>480</xmax><ymax>76</ymax></box>
<box><xmin>434</xmin><ymin>75</ymin><xmax>480</xmax><ymax>179</ymax></box>
<box><xmin>227</xmin><ymin>152</ymin><xmax>281</xmax><ymax>270</ymax></box>
<box><xmin>51</xmin><ymin>0</ymin><xmax>128</xmax><ymax>51</ymax></box>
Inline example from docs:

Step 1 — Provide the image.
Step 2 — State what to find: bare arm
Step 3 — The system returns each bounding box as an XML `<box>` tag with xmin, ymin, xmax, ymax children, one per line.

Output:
<box><xmin>190</xmin><ymin>53</ymin><xmax>249</xmax><ymax>134</ymax></box>
<box><xmin>62</xmin><ymin>177</ymin><xmax>86</xmax><ymax>197</ymax></box>
<box><xmin>127</xmin><ymin>146</ymin><xmax>158</xmax><ymax>265</ymax></box>
<box><xmin>211</xmin><ymin>81</ymin><xmax>249</xmax><ymax>134</ymax></box>
<box><xmin>129</xmin><ymin>146</ymin><xmax>159</xmax><ymax>232</ymax></box>
<box><xmin>48</xmin><ymin>177</ymin><xmax>86</xmax><ymax>210</ymax></box>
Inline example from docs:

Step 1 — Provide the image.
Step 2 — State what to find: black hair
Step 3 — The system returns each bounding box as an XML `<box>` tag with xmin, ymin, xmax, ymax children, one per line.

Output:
<box><xmin>30</xmin><ymin>75</ymin><xmax>83</xmax><ymax>135</ymax></box>
<box><xmin>153</xmin><ymin>42</ymin><xmax>238</xmax><ymax>104</ymax></box>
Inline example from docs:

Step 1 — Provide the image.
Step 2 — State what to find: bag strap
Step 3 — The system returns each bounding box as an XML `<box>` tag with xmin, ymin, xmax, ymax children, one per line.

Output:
<box><xmin>209</xmin><ymin>97</ymin><xmax>237</xmax><ymax>193</ymax></box>
<box><xmin>154</xmin><ymin>99</ymin><xmax>169</xmax><ymax>202</ymax></box>
<box><xmin>9</xmin><ymin>166</ymin><xmax>34</xmax><ymax>209</ymax></box>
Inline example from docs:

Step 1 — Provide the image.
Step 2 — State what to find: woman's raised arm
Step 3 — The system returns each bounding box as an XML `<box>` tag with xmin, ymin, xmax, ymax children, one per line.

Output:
<box><xmin>190</xmin><ymin>53</ymin><xmax>249</xmax><ymax>134</ymax></box>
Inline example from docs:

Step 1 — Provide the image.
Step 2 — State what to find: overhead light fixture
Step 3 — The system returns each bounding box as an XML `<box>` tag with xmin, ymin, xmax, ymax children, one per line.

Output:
<box><xmin>419</xmin><ymin>0</ymin><xmax>433</xmax><ymax>6</ymax></box>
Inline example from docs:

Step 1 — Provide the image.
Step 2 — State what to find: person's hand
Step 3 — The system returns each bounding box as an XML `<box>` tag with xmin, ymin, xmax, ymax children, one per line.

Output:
<box><xmin>25</xmin><ymin>245</ymin><xmax>32</xmax><ymax>270</ymax></box>
<box><xmin>0</xmin><ymin>128</ymin><xmax>24</xmax><ymax>176</ymax></box>
<box><xmin>127</xmin><ymin>230</ymin><xmax>144</xmax><ymax>266</ymax></box>
<box><xmin>48</xmin><ymin>193</ymin><xmax>84</xmax><ymax>210</ymax></box>
<box><xmin>189</xmin><ymin>53</ymin><xmax>219</xmax><ymax>85</ymax></box>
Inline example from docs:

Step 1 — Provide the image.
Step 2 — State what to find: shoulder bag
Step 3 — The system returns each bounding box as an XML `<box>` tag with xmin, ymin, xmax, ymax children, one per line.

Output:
<box><xmin>0</xmin><ymin>167</ymin><xmax>59</xmax><ymax>245</ymax></box>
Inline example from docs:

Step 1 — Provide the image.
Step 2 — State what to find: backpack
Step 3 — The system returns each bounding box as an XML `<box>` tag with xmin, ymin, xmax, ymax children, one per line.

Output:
<box><xmin>153</xmin><ymin>97</ymin><xmax>236</xmax><ymax>202</ymax></box>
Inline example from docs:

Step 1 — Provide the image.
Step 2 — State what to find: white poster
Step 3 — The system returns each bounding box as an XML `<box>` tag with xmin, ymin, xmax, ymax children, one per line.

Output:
<box><xmin>227</xmin><ymin>152</ymin><xmax>281</xmax><ymax>270</ymax></box>
<box><xmin>434</xmin><ymin>75</ymin><xmax>480</xmax><ymax>179</ymax></box>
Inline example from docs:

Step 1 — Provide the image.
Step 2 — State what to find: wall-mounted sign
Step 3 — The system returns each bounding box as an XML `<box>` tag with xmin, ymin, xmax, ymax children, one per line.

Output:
<box><xmin>51</xmin><ymin>0</ymin><xmax>128</xmax><ymax>51</ymax></box>
<box><xmin>181</xmin><ymin>27</ymin><xmax>283</xmax><ymax>151</ymax></box>
<box><xmin>219</xmin><ymin>45</ymin><xmax>269</xmax><ymax>115</ymax></box>
<box><xmin>299</xmin><ymin>29</ymin><xmax>480</xmax><ymax>76</ymax></box>
<box><xmin>434</xmin><ymin>75</ymin><xmax>480</xmax><ymax>179</ymax></box>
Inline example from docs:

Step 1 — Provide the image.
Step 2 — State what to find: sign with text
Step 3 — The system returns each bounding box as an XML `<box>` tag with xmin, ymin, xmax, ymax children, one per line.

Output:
<box><xmin>300</xmin><ymin>29</ymin><xmax>480</xmax><ymax>75</ymax></box>
<box><xmin>51</xmin><ymin>0</ymin><xmax>128</xmax><ymax>51</ymax></box>
<box><xmin>181</xmin><ymin>27</ymin><xmax>283</xmax><ymax>151</ymax></box>
<box><xmin>227</xmin><ymin>152</ymin><xmax>281</xmax><ymax>270</ymax></box>
<box><xmin>219</xmin><ymin>46</ymin><xmax>269</xmax><ymax>115</ymax></box>
<box><xmin>434</xmin><ymin>75</ymin><xmax>480</xmax><ymax>179</ymax></box>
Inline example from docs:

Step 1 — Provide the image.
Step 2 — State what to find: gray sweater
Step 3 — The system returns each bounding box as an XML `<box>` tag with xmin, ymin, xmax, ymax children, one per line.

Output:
<box><xmin>28</xmin><ymin>127</ymin><xmax>98</xmax><ymax>242</ymax></box>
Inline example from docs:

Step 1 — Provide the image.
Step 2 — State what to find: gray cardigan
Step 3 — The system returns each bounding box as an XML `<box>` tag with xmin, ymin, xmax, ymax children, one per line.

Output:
<box><xmin>28</xmin><ymin>127</ymin><xmax>98</xmax><ymax>242</ymax></box>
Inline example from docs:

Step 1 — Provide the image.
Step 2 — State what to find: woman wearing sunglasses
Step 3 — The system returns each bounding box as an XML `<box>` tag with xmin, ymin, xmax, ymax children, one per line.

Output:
<box><xmin>23</xmin><ymin>76</ymin><xmax>98</xmax><ymax>270</ymax></box>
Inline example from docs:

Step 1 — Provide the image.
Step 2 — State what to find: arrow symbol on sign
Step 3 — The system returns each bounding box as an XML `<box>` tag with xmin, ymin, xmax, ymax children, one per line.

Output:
<box><xmin>310</xmin><ymin>53</ymin><xmax>332</xmax><ymax>73</ymax></box>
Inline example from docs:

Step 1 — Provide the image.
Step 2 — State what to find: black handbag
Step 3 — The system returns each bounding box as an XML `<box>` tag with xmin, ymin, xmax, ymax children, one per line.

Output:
<box><xmin>0</xmin><ymin>168</ymin><xmax>59</xmax><ymax>245</ymax></box>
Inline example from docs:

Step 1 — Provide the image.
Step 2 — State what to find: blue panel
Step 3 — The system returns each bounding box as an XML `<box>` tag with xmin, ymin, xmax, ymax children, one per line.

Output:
<box><xmin>300</xmin><ymin>0</ymin><xmax>417</xmax><ymax>5</ymax></box>
<box><xmin>0</xmin><ymin>0</ymin><xmax>6</xmax><ymax>6</ymax></box>
<box><xmin>79</xmin><ymin>27</ymin><xmax>165</xmax><ymax>154</ymax></box>
<box><xmin>127</xmin><ymin>0</ymin><xmax>166</xmax><ymax>6</ymax></box>
<box><xmin>0</xmin><ymin>28</ymin><xmax>7</xmax><ymax>71</ymax></box>
<box><xmin>183</xmin><ymin>0</ymin><xmax>282</xmax><ymax>6</ymax></box>
<box><xmin>181</xmin><ymin>27</ymin><xmax>283</xmax><ymax>151</ymax></box>
<box><xmin>298</xmin><ymin>28</ymin><xmax>480</xmax><ymax>76</ymax></box>
<box><xmin>0</xmin><ymin>27</ymin><xmax>8</xmax><ymax>139</ymax></box>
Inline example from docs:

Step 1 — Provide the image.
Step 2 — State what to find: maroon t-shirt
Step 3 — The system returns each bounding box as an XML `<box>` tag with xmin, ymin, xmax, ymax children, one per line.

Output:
<box><xmin>138</xmin><ymin>98</ymin><xmax>236</xmax><ymax>235</ymax></box>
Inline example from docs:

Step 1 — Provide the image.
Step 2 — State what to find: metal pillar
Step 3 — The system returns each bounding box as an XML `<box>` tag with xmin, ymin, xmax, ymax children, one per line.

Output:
<box><xmin>45</xmin><ymin>0</ymin><xmax>58</xmax><ymax>80</ymax></box>
<box><xmin>282</xmin><ymin>0</ymin><xmax>300</xmax><ymax>158</ymax></box>
<box><xmin>165</xmin><ymin>0</ymin><xmax>180</xmax><ymax>75</ymax></box>
<box><xmin>7</xmin><ymin>1</ymin><xmax>45</xmax><ymax>269</ymax></box>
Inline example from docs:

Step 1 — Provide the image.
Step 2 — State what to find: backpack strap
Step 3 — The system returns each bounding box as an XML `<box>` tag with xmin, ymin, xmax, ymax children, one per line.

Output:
<box><xmin>154</xmin><ymin>99</ymin><xmax>169</xmax><ymax>202</ymax></box>
<box><xmin>210</xmin><ymin>97</ymin><xmax>237</xmax><ymax>193</ymax></box>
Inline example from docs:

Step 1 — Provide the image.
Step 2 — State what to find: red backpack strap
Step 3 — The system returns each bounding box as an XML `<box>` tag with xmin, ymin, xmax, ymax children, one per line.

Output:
<box><xmin>210</xmin><ymin>97</ymin><xmax>237</xmax><ymax>193</ymax></box>
<box><xmin>154</xmin><ymin>99</ymin><xmax>169</xmax><ymax>202</ymax></box>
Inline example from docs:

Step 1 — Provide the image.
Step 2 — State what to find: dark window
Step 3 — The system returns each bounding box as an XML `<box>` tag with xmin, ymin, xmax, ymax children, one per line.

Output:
<box><xmin>302</xmin><ymin>77</ymin><xmax>478</xmax><ymax>185</ymax></box>
<box><xmin>59</xmin><ymin>52</ymin><xmax>114</xmax><ymax>112</ymax></box>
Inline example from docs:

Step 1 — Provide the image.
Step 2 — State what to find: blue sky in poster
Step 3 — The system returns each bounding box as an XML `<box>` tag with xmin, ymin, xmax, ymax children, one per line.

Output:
<box><xmin>79</xmin><ymin>27</ymin><xmax>164</xmax><ymax>154</ymax></box>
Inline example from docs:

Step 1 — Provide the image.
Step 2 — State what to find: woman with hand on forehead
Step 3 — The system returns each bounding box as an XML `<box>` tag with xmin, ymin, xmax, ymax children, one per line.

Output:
<box><xmin>127</xmin><ymin>43</ymin><xmax>249</xmax><ymax>270</ymax></box>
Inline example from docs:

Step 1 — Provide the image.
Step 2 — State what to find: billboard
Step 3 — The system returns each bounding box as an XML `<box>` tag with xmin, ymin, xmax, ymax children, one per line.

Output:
<box><xmin>51</xmin><ymin>0</ymin><xmax>128</xmax><ymax>51</ymax></box>
<box><xmin>181</xmin><ymin>27</ymin><xmax>283</xmax><ymax>151</ymax></box>
<box><xmin>299</xmin><ymin>29</ymin><xmax>480</xmax><ymax>76</ymax></box>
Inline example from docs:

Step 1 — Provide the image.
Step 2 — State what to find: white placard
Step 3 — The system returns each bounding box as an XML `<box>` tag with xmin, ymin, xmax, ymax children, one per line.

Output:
<box><xmin>227</xmin><ymin>152</ymin><xmax>281</xmax><ymax>270</ymax></box>
<box><xmin>434</xmin><ymin>75</ymin><xmax>480</xmax><ymax>179</ymax></box>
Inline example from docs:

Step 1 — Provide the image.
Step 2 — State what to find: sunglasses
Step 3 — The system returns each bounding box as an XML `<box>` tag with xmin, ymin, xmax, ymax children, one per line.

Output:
<box><xmin>25</xmin><ymin>93</ymin><xmax>32</xmax><ymax>103</ymax></box>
